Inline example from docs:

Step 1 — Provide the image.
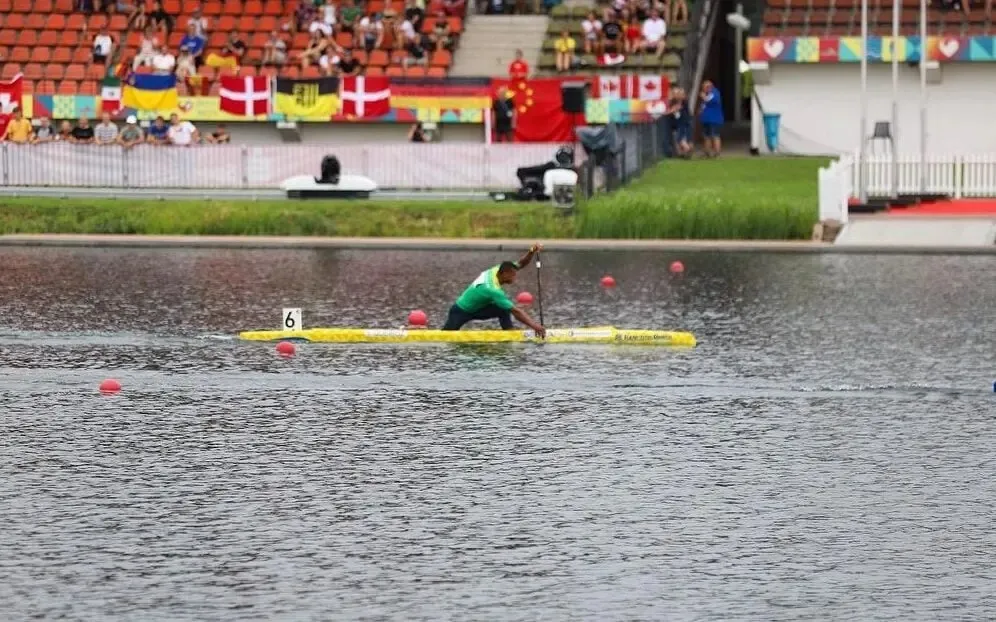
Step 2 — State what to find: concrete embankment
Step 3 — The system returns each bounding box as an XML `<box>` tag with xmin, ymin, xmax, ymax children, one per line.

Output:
<box><xmin>0</xmin><ymin>234</ymin><xmax>994</xmax><ymax>253</ymax></box>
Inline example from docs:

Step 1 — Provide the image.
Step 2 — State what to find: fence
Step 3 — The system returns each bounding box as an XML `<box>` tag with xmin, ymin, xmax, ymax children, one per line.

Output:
<box><xmin>817</xmin><ymin>153</ymin><xmax>996</xmax><ymax>223</ymax></box>
<box><xmin>0</xmin><ymin>141</ymin><xmax>573</xmax><ymax>191</ymax></box>
<box><xmin>577</xmin><ymin>119</ymin><xmax>667</xmax><ymax>198</ymax></box>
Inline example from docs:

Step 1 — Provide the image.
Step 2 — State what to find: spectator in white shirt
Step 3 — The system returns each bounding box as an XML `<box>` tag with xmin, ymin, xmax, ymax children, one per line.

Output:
<box><xmin>167</xmin><ymin>113</ymin><xmax>199</xmax><ymax>146</ymax></box>
<box><xmin>358</xmin><ymin>14</ymin><xmax>384</xmax><ymax>53</ymax></box>
<box><xmin>581</xmin><ymin>11</ymin><xmax>602</xmax><ymax>55</ymax></box>
<box><xmin>262</xmin><ymin>31</ymin><xmax>288</xmax><ymax>66</ymax></box>
<box><xmin>642</xmin><ymin>9</ymin><xmax>667</xmax><ymax>58</ymax></box>
<box><xmin>398</xmin><ymin>18</ymin><xmax>417</xmax><ymax>47</ymax></box>
<box><xmin>132</xmin><ymin>27</ymin><xmax>158</xmax><ymax>68</ymax></box>
<box><xmin>152</xmin><ymin>46</ymin><xmax>176</xmax><ymax>73</ymax></box>
<box><xmin>321</xmin><ymin>0</ymin><xmax>336</xmax><ymax>29</ymax></box>
<box><xmin>94</xmin><ymin>112</ymin><xmax>119</xmax><ymax>145</ymax></box>
<box><xmin>93</xmin><ymin>28</ymin><xmax>114</xmax><ymax>65</ymax></box>
<box><xmin>308</xmin><ymin>17</ymin><xmax>333</xmax><ymax>37</ymax></box>
<box><xmin>187</xmin><ymin>7</ymin><xmax>209</xmax><ymax>37</ymax></box>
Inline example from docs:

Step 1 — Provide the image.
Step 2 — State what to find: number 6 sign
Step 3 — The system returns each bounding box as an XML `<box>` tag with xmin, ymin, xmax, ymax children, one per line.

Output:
<box><xmin>282</xmin><ymin>308</ymin><xmax>303</xmax><ymax>332</ymax></box>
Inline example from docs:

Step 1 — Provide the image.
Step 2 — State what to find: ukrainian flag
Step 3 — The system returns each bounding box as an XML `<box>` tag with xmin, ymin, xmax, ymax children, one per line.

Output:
<box><xmin>122</xmin><ymin>73</ymin><xmax>179</xmax><ymax>111</ymax></box>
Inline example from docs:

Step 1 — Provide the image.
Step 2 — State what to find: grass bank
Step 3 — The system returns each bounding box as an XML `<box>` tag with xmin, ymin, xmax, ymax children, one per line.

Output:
<box><xmin>0</xmin><ymin>197</ymin><xmax>573</xmax><ymax>238</ymax></box>
<box><xmin>576</xmin><ymin>156</ymin><xmax>830</xmax><ymax>240</ymax></box>
<box><xmin>0</xmin><ymin>157</ymin><xmax>830</xmax><ymax>239</ymax></box>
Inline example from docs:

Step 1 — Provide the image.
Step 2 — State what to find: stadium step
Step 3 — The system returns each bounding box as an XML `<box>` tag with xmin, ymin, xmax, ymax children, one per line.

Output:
<box><xmin>449</xmin><ymin>14</ymin><xmax>549</xmax><ymax>77</ymax></box>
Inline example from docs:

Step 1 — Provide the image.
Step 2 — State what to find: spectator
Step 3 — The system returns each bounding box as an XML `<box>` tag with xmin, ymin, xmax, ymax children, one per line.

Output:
<box><xmin>308</xmin><ymin>16</ymin><xmax>333</xmax><ymax>37</ymax></box>
<box><xmin>93</xmin><ymin>27</ymin><xmax>114</xmax><ymax>66</ymax></box>
<box><xmin>335</xmin><ymin>48</ymin><xmax>363</xmax><ymax>75</ymax></box>
<box><xmin>206</xmin><ymin>124</ymin><xmax>230</xmax><ymax>143</ymax></box>
<box><xmin>404</xmin><ymin>0</ymin><xmax>425</xmax><ymax>31</ymax></box>
<box><xmin>339</xmin><ymin>0</ymin><xmax>362</xmax><ymax>33</ymax></box>
<box><xmin>581</xmin><ymin>11</ymin><xmax>602</xmax><ymax>55</ymax></box>
<box><xmin>493</xmin><ymin>87</ymin><xmax>514</xmax><ymax>142</ymax></box>
<box><xmin>187</xmin><ymin>7</ymin><xmax>209</xmax><ymax>37</ymax></box>
<box><xmin>624</xmin><ymin>16</ymin><xmax>643</xmax><ymax>53</ymax></box>
<box><xmin>71</xmin><ymin>117</ymin><xmax>95</xmax><ymax>144</ymax></box>
<box><xmin>127</xmin><ymin>3</ymin><xmax>147</xmax><ymax>32</ymax></box>
<box><xmin>262</xmin><ymin>31</ymin><xmax>288</xmax><ymax>66</ymax></box>
<box><xmin>94</xmin><ymin>112</ymin><xmax>119</xmax><ymax>144</ymax></box>
<box><xmin>358</xmin><ymin>13</ymin><xmax>384</xmax><ymax>53</ymax></box>
<box><xmin>667</xmin><ymin>87</ymin><xmax>691</xmax><ymax>157</ymax></box>
<box><xmin>220</xmin><ymin>32</ymin><xmax>247</xmax><ymax>65</ymax></box>
<box><xmin>167</xmin><ymin>113</ymin><xmax>198</xmax><ymax>146</ymax></box>
<box><xmin>56</xmin><ymin>121</ymin><xmax>74</xmax><ymax>141</ymax></box>
<box><xmin>148</xmin><ymin>0</ymin><xmax>173</xmax><ymax>35</ymax></box>
<box><xmin>397</xmin><ymin>14</ymin><xmax>418</xmax><ymax>50</ymax></box>
<box><xmin>508</xmin><ymin>48</ymin><xmax>529</xmax><ymax>79</ymax></box>
<box><xmin>298</xmin><ymin>31</ymin><xmax>329</xmax><ymax>68</ymax></box>
<box><xmin>601</xmin><ymin>11</ymin><xmax>623</xmax><ymax>54</ymax></box>
<box><xmin>319</xmin><ymin>40</ymin><xmax>345</xmax><ymax>75</ymax></box>
<box><xmin>553</xmin><ymin>30</ymin><xmax>575</xmax><ymax>73</ymax></box>
<box><xmin>642</xmin><ymin>9</ymin><xmax>667</xmax><ymax>59</ymax></box>
<box><xmin>672</xmin><ymin>0</ymin><xmax>688</xmax><ymax>24</ymax></box>
<box><xmin>0</xmin><ymin>107</ymin><xmax>32</xmax><ymax>143</ymax></box>
<box><xmin>176</xmin><ymin>49</ymin><xmax>197</xmax><ymax>84</ymax></box>
<box><xmin>179</xmin><ymin>22</ymin><xmax>207</xmax><ymax>66</ymax></box>
<box><xmin>117</xmin><ymin>115</ymin><xmax>144</xmax><ymax>148</ymax></box>
<box><xmin>293</xmin><ymin>0</ymin><xmax>317</xmax><ymax>32</ymax></box>
<box><xmin>428</xmin><ymin>11</ymin><xmax>453</xmax><ymax>52</ymax></box>
<box><xmin>408</xmin><ymin>121</ymin><xmax>426</xmax><ymax>142</ymax></box>
<box><xmin>321</xmin><ymin>0</ymin><xmax>337</xmax><ymax>32</ymax></box>
<box><xmin>146</xmin><ymin>116</ymin><xmax>169</xmax><ymax>144</ymax></box>
<box><xmin>132</xmin><ymin>27</ymin><xmax>159</xmax><ymax>69</ymax></box>
<box><xmin>698</xmin><ymin>79</ymin><xmax>723</xmax><ymax>157</ymax></box>
<box><xmin>152</xmin><ymin>45</ymin><xmax>176</xmax><ymax>74</ymax></box>
<box><xmin>32</xmin><ymin>117</ymin><xmax>55</xmax><ymax>143</ymax></box>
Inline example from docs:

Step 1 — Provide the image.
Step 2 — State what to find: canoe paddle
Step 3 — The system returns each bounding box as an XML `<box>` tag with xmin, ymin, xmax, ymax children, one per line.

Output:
<box><xmin>535</xmin><ymin>249</ymin><xmax>545</xmax><ymax>326</ymax></box>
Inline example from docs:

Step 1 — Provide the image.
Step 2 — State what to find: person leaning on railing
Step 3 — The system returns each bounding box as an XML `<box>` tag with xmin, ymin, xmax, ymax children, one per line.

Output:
<box><xmin>0</xmin><ymin>107</ymin><xmax>33</xmax><ymax>144</ymax></box>
<box><xmin>118</xmin><ymin>116</ymin><xmax>145</xmax><ymax>149</ymax></box>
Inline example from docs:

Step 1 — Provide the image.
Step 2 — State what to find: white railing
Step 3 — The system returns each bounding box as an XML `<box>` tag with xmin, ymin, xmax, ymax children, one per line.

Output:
<box><xmin>0</xmin><ymin>142</ymin><xmax>569</xmax><ymax>190</ymax></box>
<box><xmin>818</xmin><ymin>153</ymin><xmax>996</xmax><ymax>222</ymax></box>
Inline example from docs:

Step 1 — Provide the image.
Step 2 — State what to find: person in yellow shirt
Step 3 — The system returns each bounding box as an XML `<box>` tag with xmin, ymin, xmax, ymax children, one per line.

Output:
<box><xmin>554</xmin><ymin>29</ymin><xmax>576</xmax><ymax>73</ymax></box>
<box><xmin>1</xmin><ymin>108</ymin><xmax>33</xmax><ymax>144</ymax></box>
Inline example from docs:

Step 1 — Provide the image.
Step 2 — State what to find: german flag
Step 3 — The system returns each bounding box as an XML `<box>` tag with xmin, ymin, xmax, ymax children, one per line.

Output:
<box><xmin>274</xmin><ymin>77</ymin><xmax>339</xmax><ymax>120</ymax></box>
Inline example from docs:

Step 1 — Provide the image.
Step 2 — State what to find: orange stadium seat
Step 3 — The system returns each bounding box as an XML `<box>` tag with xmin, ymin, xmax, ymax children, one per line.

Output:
<box><xmin>66</xmin><ymin>14</ymin><xmax>85</xmax><ymax>29</ymax></box>
<box><xmin>10</xmin><ymin>46</ymin><xmax>29</xmax><ymax>62</ymax></box>
<box><xmin>72</xmin><ymin>47</ymin><xmax>91</xmax><ymax>63</ymax></box>
<box><xmin>38</xmin><ymin>29</ymin><xmax>58</xmax><ymax>45</ymax></box>
<box><xmin>59</xmin><ymin>30</ymin><xmax>79</xmax><ymax>46</ymax></box>
<box><xmin>87</xmin><ymin>14</ymin><xmax>108</xmax><ymax>30</ymax></box>
<box><xmin>57</xmin><ymin>81</ymin><xmax>77</xmax><ymax>94</ymax></box>
<box><xmin>35</xmin><ymin>80</ymin><xmax>56</xmax><ymax>94</ymax></box>
<box><xmin>64</xmin><ymin>64</ymin><xmax>85</xmax><ymax>80</ymax></box>
<box><xmin>1</xmin><ymin>63</ymin><xmax>20</xmax><ymax>79</ymax></box>
<box><xmin>0</xmin><ymin>0</ymin><xmax>10</xmax><ymax>10</ymax></box>
<box><xmin>110</xmin><ymin>14</ymin><xmax>128</xmax><ymax>30</ymax></box>
<box><xmin>86</xmin><ymin>64</ymin><xmax>106</xmax><ymax>80</ymax></box>
<box><xmin>0</xmin><ymin>30</ymin><xmax>15</xmax><ymax>46</ymax></box>
<box><xmin>257</xmin><ymin>16</ymin><xmax>277</xmax><ymax>31</ymax></box>
<box><xmin>12</xmin><ymin>0</ymin><xmax>30</xmax><ymax>11</ymax></box>
<box><xmin>366</xmin><ymin>66</ymin><xmax>384</xmax><ymax>76</ymax></box>
<box><xmin>203</xmin><ymin>1</ymin><xmax>222</xmax><ymax>15</ymax></box>
<box><xmin>52</xmin><ymin>47</ymin><xmax>71</xmax><ymax>63</ymax></box>
<box><xmin>80</xmin><ymin>81</ymin><xmax>98</xmax><ymax>95</ymax></box>
<box><xmin>385</xmin><ymin>66</ymin><xmax>403</xmax><ymax>77</ymax></box>
<box><xmin>244</xmin><ymin>0</ymin><xmax>263</xmax><ymax>15</ymax></box>
<box><xmin>26</xmin><ymin>13</ymin><xmax>45</xmax><ymax>29</ymax></box>
<box><xmin>5</xmin><ymin>13</ymin><xmax>23</xmax><ymax>28</ymax></box>
<box><xmin>426</xmin><ymin>66</ymin><xmax>446</xmax><ymax>78</ymax></box>
<box><xmin>43</xmin><ymin>64</ymin><xmax>63</xmax><ymax>80</ymax></box>
<box><xmin>16</xmin><ymin>30</ymin><xmax>36</xmax><ymax>46</ymax></box>
<box><xmin>216</xmin><ymin>15</ymin><xmax>236</xmax><ymax>30</ymax></box>
<box><xmin>31</xmin><ymin>47</ymin><xmax>51</xmax><ymax>63</ymax></box>
<box><xmin>23</xmin><ymin>63</ymin><xmax>43</xmax><ymax>80</ymax></box>
<box><xmin>35</xmin><ymin>0</ymin><xmax>52</xmax><ymax>10</ymax></box>
<box><xmin>55</xmin><ymin>0</ymin><xmax>73</xmax><ymax>10</ymax></box>
<box><xmin>431</xmin><ymin>50</ymin><xmax>451</xmax><ymax>67</ymax></box>
<box><xmin>208</xmin><ymin>31</ymin><xmax>227</xmax><ymax>47</ymax></box>
<box><xmin>369</xmin><ymin>49</ymin><xmax>388</xmax><ymax>67</ymax></box>
<box><xmin>263</xmin><ymin>0</ymin><xmax>281</xmax><ymax>16</ymax></box>
<box><xmin>405</xmin><ymin>66</ymin><xmax>426</xmax><ymax>78</ymax></box>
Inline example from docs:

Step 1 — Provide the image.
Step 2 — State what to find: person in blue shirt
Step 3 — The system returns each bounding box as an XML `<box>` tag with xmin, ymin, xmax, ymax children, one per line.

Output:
<box><xmin>698</xmin><ymin>79</ymin><xmax>724</xmax><ymax>158</ymax></box>
<box><xmin>146</xmin><ymin>116</ymin><xmax>169</xmax><ymax>144</ymax></box>
<box><xmin>179</xmin><ymin>23</ymin><xmax>206</xmax><ymax>65</ymax></box>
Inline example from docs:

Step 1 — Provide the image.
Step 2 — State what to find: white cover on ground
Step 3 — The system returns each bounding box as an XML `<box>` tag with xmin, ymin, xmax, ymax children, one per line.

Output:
<box><xmin>834</xmin><ymin>218</ymin><xmax>996</xmax><ymax>247</ymax></box>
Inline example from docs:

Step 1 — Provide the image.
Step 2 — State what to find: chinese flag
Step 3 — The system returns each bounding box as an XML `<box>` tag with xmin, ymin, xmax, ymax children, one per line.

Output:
<box><xmin>491</xmin><ymin>78</ymin><xmax>584</xmax><ymax>143</ymax></box>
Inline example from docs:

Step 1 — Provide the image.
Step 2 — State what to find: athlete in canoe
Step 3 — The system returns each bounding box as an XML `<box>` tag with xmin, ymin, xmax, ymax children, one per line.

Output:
<box><xmin>442</xmin><ymin>243</ymin><xmax>547</xmax><ymax>338</ymax></box>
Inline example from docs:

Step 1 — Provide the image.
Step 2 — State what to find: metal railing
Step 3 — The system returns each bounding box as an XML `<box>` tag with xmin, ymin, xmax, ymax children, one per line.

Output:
<box><xmin>577</xmin><ymin>119</ymin><xmax>667</xmax><ymax>199</ymax></box>
<box><xmin>0</xmin><ymin>141</ymin><xmax>573</xmax><ymax>191</ymax></box>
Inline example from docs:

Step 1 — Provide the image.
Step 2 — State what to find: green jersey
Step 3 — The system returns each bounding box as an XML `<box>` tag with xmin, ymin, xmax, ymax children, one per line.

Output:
<box><xmin>454</xmin><ymin>264</ymin><xmax>517</xmax><ymax>313</ymax></box>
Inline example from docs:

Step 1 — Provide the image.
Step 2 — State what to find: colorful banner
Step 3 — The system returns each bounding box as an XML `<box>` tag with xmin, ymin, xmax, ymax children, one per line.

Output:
<box><xmin>122</xmin><ymin>73</ymin><xmax>179</xmax><ymax>111</ymax></box>
<box><xmin>747</xmin><ymin>35</ymin><xmax>996</xmax><ymax>64</ymax></box>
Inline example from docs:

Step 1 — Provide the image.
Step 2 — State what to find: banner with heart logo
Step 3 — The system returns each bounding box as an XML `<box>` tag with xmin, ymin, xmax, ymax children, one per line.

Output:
<box><xmin>747</xmin><ymin>35</ymin><xmax>996</xmax><ymax>64</ymax></box>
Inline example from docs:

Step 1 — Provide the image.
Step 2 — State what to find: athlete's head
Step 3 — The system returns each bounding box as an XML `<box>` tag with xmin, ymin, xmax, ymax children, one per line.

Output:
<box><xmin>497</xmin><ymin>261</ymin><xmax>519</xmax><ymax>284</ymax></box>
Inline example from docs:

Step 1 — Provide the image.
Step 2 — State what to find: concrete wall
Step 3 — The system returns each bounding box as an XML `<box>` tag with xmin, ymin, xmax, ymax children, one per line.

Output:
<box><xmin>751</xmin><ymin>64</ymin><xmax>996</xmax><ymax>156</ymax></box>
<box><xmin>216</xmin><ymin>122</ymin><xmax>488</xmax><ymax>145</ymax></box>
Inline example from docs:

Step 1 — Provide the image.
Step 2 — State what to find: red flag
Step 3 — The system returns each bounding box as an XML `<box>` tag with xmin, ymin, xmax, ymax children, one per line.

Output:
<box><xmin>0</xmin><ymin>73</ymin><xmax>23</xmax><ymax>138</ymax></box>
<box><xmin>340</xmin><ymin>76</ymin><xmax>391</xmax><ymax>118</ymax></box>
<box><xmin>219</xmin><ymin>75</ymin><xmax>271</xmax><ymax>116</ymax></box>
<box><xmin>491</xmin><ymin>77</ymin><xmax>582</xmax><ymax>143</ymax></box>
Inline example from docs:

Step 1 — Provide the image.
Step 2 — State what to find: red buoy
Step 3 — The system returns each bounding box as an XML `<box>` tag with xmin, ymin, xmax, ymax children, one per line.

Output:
<box><xmin>600</xmin><ymin>275</ymin><xmax>616</xmax><ymax>288</ymax></box>
<box><xmin>516</xmin><ymin>291</ymin><xmax>534</xmax><ymax>305</ymax></box>
<box><xmin>276</xmin><ymin>341</ymin><xmax>296</xmax><ymax>357</ymax></box>
<box><xmin>99</xmin><ymin>379</ymin><xmax>121</xmax><ymax>394</ymax></box>
<box><xmin>408</xmin><ymin>309</ymin><xmax>428</xmax><ymax>326</ymax></box>
<box><xmin>670</xmin><ymin>260</ymin><xmax>685</xmax><ymax>274</ymax></box>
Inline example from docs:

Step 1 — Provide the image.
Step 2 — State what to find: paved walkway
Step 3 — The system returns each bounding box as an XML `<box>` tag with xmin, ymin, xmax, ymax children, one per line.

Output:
<box><xmin>0</xmin><ymin>234</ymin><xmax>993</xmax><ymax>253</ymax></box>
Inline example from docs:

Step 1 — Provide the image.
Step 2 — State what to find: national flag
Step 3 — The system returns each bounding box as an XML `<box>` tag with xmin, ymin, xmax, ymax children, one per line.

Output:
<box><xmin>0</xmin><ymin>73</ymin><xmax>23</xmax><ymax>138</ymax></box>
<box><xmin>100</xmin><ymin>76</ymin><xmax>122</xmax><ymax>114</ymax></box>
<box><xmin>597</xmin><ymin>53</ymin><xmax>626</xmax><ymax>66</ymax></box>
<box><xmin>635</xmin><ymin>74</ymin><xmax>669</xmax><ymax>101</ymax></box>
<box><xmin>490</xmin><ymin>77</ymin><xmax>583</xmax><ymax>143</ymax></box>
<box><xmin>339</xmin><ymin>76</ymin><xmax>391</xmax><ymax>119</ymax></box>
<box><xmin>219</xmin><ymin>75</ymin><xmax>271</xmax><ymax>117</ymax></box>
<box><xmin>122</xmin><ymin>72</ymin><xmax>179</xmax><ymax>111</ymax></box>
<box><xmin>274</xmin><ymin>77</ymin><xmax>338</xmax><ymax>120</ymax></box>
<box><xmin>591</xmin><ymin>75</ymin><xmax>628</xmax><ymax>100</ymax></box>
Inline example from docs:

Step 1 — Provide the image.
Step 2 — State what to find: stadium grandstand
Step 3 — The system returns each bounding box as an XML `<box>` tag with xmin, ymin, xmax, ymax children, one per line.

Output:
<box><xmin>760</xmin><ymin>0</ymin><xmax>992</xmax><ymax>37</ymax></box>
<box><xmin>0</xmin><ymin>0</ymin><xmax>468</xmax><ymax>96</ymax></box>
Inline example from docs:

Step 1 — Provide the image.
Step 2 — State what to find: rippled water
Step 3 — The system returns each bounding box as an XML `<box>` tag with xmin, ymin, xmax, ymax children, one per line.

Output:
<box><xmin>1</xmin><ymin>248</ymin><xmax>994</xmax><ymax>621</ymax></box>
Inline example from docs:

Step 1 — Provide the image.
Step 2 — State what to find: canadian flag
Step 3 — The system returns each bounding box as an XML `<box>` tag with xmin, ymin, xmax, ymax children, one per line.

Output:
<box><xmin>219</xmin><ymin>75</ymin><xmax>271</xmax><ymax>117</ymax></box>
<box><xmin>0</xmin><ymin>73</ymin><xmax>23</xmax><ymax>138</ymax></box>
<box><xmin>591</xmin><ymin>74</ymin><xmax>669</xmax><ymax>101</ymax></box>
<box><xmin>339</xmin><ymin>76</ymin><xmax>391</xmax><ymax>119</ymax></box>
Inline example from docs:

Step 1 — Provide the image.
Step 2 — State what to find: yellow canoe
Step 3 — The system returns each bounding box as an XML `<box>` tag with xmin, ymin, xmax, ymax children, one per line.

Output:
<box><xmin>238</xmin><ymin>326</ymin><xmax>697</xmax><ymax>347</ymax></box>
